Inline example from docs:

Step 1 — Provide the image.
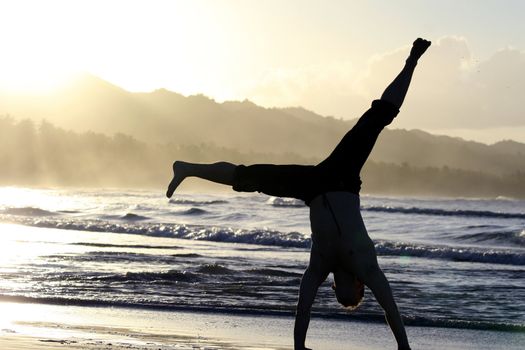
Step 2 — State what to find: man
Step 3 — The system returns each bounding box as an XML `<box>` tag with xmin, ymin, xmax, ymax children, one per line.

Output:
<box><xmin>166</xmin><ymin>38</ymin><xmax>431</xmax><ymax>350</ymax></box>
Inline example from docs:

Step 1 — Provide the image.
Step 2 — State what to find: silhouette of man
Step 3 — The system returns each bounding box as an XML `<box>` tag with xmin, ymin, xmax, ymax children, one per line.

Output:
<box><xmin>166</xmin><ymin>38</ymin><xmax>431</xmax><ymax>350</ymax></box>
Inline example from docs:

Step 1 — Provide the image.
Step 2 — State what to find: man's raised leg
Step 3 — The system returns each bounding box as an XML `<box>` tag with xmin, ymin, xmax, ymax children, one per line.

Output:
<box><xmin>381</xmin><ymin>38</ymin><xmax>431</xmax><ymax>109</ymax></box>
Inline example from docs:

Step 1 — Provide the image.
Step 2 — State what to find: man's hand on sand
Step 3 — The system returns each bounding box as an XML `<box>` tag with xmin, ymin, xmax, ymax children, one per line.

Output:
<box><xmin>409</xmin><ymin>38</ymin><xmax>431</xmax><ymax>61</ymax></box>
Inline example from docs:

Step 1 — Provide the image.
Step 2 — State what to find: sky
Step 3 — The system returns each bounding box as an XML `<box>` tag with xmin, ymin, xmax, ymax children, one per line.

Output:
<box><xmin>0</xmin><ymin>0</ymin><xmax>524</xmax><ymax>143</ymax></box>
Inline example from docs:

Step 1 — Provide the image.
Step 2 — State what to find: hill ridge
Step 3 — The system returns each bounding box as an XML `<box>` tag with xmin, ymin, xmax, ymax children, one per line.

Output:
<box><xmin>0</xmin><ymin>74</ymin><xmax>523</xmax><ymax>176</ymax></box>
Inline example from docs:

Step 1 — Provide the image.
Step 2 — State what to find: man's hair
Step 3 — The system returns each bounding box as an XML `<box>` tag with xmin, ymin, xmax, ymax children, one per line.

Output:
<box><xmin>333</xmin><ymin>283</ymin><xmax>365</xmax><ymax>311</ymax></box>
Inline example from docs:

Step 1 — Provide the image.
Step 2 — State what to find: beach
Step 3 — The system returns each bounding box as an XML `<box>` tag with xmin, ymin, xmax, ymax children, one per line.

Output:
<box><xmin>2</xmin><ymin>301</ymin><xmax>524</xmax><ymax>350</ymax></box>
<box><xmin>0</xmin><ymin>188</ymin><xmax>524</xmax><ymax>349</ymax></box>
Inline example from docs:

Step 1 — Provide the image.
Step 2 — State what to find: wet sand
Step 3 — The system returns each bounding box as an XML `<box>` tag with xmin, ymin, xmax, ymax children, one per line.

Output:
<box><xmin>1</xmin><ymin>302</ymin><xmax>524</xmax><ymax>349</ymax></box>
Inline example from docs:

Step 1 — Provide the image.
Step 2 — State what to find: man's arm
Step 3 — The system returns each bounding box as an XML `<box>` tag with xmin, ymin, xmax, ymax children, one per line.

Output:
<box><xmin>294</xmin><ymin>266</ymin><xmax>329</xmax><ymax>350</ymax></box>
<box><xmin>362</xmin><ymin>264</ymin><xmax>411</xmax><ymax>350</ymax></box>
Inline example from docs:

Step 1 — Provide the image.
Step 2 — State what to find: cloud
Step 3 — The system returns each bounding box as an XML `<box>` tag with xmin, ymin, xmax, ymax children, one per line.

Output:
<box><xmin>246</xmin><ymin>61</ymin><xmax>370</xmax><ymax>118</ymax></box>
<box><xmin>370</xmin><ymin>36</ymin><xmax>525</xmax><ymax>130</ymax></box>
<box><xmin>247</xmin><ymin>36</ymin><xmax>525</xmax><ymax>132</ymax></box>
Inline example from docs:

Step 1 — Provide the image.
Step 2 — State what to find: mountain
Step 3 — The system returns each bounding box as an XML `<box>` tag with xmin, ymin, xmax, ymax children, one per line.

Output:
<box><xmin>491</xmin><ymin>140</ymin><xmax>525</xmax><ymax>155</ymax></box>
<box><xmin>371</xmin><ymin>129</ymin><xmax>525</xmax><ymax>175</ymax></box>
<box><xmin>0</xmin><ymin>74</ymin><xmax>524</xmax><ymax>175</ymax></box>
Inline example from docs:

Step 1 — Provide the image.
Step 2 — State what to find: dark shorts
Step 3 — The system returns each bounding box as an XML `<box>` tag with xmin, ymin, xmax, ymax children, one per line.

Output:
<box><xmin>232</xmin><ymin>99</ymin><xmax>399</xmax><ymax>205</ymax></box>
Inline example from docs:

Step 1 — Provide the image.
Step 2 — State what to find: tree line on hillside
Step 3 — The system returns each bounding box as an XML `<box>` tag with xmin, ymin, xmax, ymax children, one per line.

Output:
<box><xmin>1</xmin><ymin>116</ymin><xmax>524</xmax><ymax>198</ymax></box>
<box><xmin>2</xmin><ymin>74</ymin><xmax>524</xmax><ymax>176</ymax></box>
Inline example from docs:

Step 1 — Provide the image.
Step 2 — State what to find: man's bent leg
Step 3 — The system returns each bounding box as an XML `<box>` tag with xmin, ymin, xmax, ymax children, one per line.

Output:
<box><xmin>166</xmin><ymin>161</ymin><xmax>236</xmax><ymax>198</ymax></box>
<box><xmin>167</xmin><ymin>162</ymin><xmax>315</xmax><ymax>202</ymax></box>
<box><xmin>233</xmin><ymin>164</ymin><xmax>315</xmax><ymax>202</ymax></box>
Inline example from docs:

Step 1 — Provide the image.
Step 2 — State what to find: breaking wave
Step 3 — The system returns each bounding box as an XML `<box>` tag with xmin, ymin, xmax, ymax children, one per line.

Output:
<box><xmin>2</xmin><ymin>207</ymin><xmax>57</xmax><ymax>217</ymax></box>
<box><xmin>363</xmin><ymin>205</ymin><xmax>525</xmax><ymax>219</ymax></box>
<box><xmin>267</xmin><ymin>197</ymin><xmax>305</xmax><ymax>207</ymax></box>
<box><xmin>375</xmin><ymin>241</ymin><xmax>525</xmax><ymax>265</ymax></box>
<box><xmin>169</xmin><ymin>198</ymin><xmax>228</xmax><ymax>205</ymax></box>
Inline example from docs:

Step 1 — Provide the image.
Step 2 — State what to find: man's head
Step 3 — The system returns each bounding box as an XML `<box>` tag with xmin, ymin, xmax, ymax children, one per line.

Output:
<box><xmin>332</xmin><ymin>270</ymin><xmax>364</xmax><ymax>310</ymax></box>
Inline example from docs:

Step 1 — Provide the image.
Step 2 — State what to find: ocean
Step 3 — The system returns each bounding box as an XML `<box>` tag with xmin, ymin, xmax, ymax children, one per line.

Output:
<box><xmin>0</xmin><ymin>187</ymin><xmax>524</xmax><ymax>333</ymax></box>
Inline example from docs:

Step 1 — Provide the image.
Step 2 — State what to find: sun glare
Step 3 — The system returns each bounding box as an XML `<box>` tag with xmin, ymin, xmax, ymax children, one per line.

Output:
<box><xmin>0</xmin><ymin>1</ymin><xmax>82</xmax><ymax>94</ymax></box>
<box><xmin>0</xmin><ymin>303</ymin><xmax>19</xmax><ymax>330</ymax></box>
<box><xmin>0</xmin><ymin>187</ymin><xmax>55</xmax><ymax>208</ymax></box>
<box><xmin>0</xmin><ymin>0</ymin><xmax>234</xmax><ymax>97</ymax></box>
<box><xmin>0</xmin><ymin>65</ymin><xmax>76</xmax><ymax>94</ymax></box>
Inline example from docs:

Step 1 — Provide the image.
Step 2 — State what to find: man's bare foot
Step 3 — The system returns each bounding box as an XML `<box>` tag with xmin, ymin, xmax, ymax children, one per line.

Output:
<box><xmin>166</xmin><ymin>161</ymin><xmax>187</xmax><ymax>198</ymax></box>
<box><xmin>409</xmin><ymin>38</ymin><xmax>431</xmax><ymax>62</ymax></box>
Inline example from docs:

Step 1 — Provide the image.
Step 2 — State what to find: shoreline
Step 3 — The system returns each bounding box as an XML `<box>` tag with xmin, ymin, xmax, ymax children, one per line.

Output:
<box><xmin>2</xmin><ymin>295</ymin><xmax>524</xmax><ymax>333</ymax></box>
<box><xmin>1</xmin><ymin>302</ymin><xmax>525</xmax><ymax>350</ymax></box>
